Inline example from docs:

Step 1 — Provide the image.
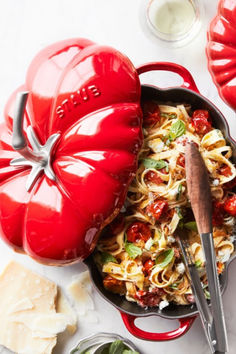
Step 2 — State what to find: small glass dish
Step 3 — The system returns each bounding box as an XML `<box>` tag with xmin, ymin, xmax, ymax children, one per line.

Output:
<box><xmin>70</xmin><ymin>332</ymin><xmax>140</xmax><ymax>354</ymax></box>
<box><xmin>140</xmin><ymin>0</ymin><xmax>204</xmax><ymax>47</ymax></box>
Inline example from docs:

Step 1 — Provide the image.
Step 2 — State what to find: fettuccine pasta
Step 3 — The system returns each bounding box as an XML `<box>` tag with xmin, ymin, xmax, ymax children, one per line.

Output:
<box><xmin>95</xmin><ymin>101</ymin><xmax>236</xmax><ymax>309</ymax></box>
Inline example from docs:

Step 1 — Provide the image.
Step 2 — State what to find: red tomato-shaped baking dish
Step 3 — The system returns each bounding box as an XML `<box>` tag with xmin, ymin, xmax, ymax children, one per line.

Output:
<box><xmin>206</xmin><ymin>0</ymin><xmax>236</xmax><ymax>110</ymax></box>
<box><xmin>0</xmin><ymin>39</ymin><xmax>143</xmax><ymax>265</ymax></box>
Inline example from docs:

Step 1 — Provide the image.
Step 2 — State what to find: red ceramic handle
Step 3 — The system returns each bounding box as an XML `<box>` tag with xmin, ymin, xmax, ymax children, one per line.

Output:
<box><xmin>120</xmin><ymin>312</ymin><xmax>196</xmax><ymax>341</ymax></box>
<box><xmin>137</xmin><ymin>62</ymin><xmax>200</xmax><ymax>93</ymax></box>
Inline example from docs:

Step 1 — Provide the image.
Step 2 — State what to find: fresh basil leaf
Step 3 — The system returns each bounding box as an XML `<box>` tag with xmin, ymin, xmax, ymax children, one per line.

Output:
<box><xmin>100</xmin><ymin>252</ymin><xmax>118</xmax><ymax>265</ymax></box>
<box><xmin>155</xmin><ymin>249</ymin><xmax>174</xmax><ymax>268</ymax></box>
<box><xmin>160</xmin><ymin>113</ymin><xmax>177</xmax><ymax>119</ymax></box>
<box><xmin>123</xmin><ymin>350</ymin><xmax>139</xmax><ymax>354</ymax></box>
<box><xmin>143</xmin><ymin>158</ymin><xmax>167</xmax><ymax>170</ymax></box>
<box><xmin>201</xmin><ymin>283</ymin><xmax>208</xmax><ymax>289</ymax></box>
<box><xmin>125</xmin><ymin>243</ymin><xmax>142</xmax><ymax>259</ymax></box>
<box><xmin>178</xmin><ymin>219</ymin><xmax>184</xmax><ymax>229</ymax></box>
<box><xmin>109</xmin><ymin>340</ymin><xmax>125</xmax><ymax>354</ymax></box>
<box><xmin>169</xmin><ymin>120</ymin><xmax>186</xmax><ymax>140</ymax></box>
<box><xmin>169</xmin><ymin>283</ymin><xmax>178</xmax><ymax>289</ymax></box>
<box><xmin>176</xmin><ymin>183</ymin><xmax>182</xmax><ymax>201</ymax></box>
<box><xmin>184</xmin><ymin>221</ymin><xmax>198</xmax><ymax>232</ymax></box>
<box><xmin>195</xmin><ymin>260</ymin><xmax>202</xmax><ymax>268</ymax></box>
<box><xmin>169</xmin><ymin>131</ymin><xmax>176</xmax><ymax>141</ymax></box>
<box><xmin>204</xmin><ymin>289</ymin><xmax>211</xmax><ymax>300</ymax></box>
<box><xmin>176</xmin><ymin>207</ymin><xmax>183</xmax><ymax>219</ymax></box>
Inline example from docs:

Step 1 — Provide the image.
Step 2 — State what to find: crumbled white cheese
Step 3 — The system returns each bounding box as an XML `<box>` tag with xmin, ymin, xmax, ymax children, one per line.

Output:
<box><xmin>212</xmin><ymin>179</ymin><xmax>219</xmax><ymax>186</ymax></box>
<box><xmin>218</xmin><ymin>250</ymin><xmax>231</xmax><ymax>263</ymax></box>
<box><xmin>176</xmin><ymin>135</ymin><xmax>188</xmax><ymax>144</ymax></box>
<box><xmin>176</xmin><ymin>262</ymin><xmax>185</xmax><ymax>274</ymax></box>
<box><xmin>230</xmin><ymin>235</ymin><xmax>236</xmax><ymax>243</ymax></box>
<box><xmin>145</xmin><ymin>238</ymin><xmax>154</xmax><ymax>250</ymax></box>
<box><xmin>159</xmin><ymin>300</ymin><xmax>169</xmax><ymax>310</ymax></box>
<box><xmin>168</xmin><ymin>186</ymin><xmax>185</xmax><ymax>200</ymax></box>
<box><xmin>148</xmin><ymin>138</ymin><xmax>164</xmax><ymax>153</ymax></box>
<box><xmin>167</xmin><ymin>235</ymin><xmax>175</xmax><ymax>243</ymax></box>
<box><xmin>168</xmin><ymin>189</ymin><xmax>178</xmax><ymax>198</ymax></box>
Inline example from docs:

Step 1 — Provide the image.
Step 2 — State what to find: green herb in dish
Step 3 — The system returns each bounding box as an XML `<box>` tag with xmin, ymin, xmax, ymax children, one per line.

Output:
<box><xmin>155</xmin><ymin>249</ymin><xmax>174</xmax><ymax>268</ymax></box>
<box><xmin>175</xmin><ymin>207</ymin><xmax>183</xmax><ymax>219</ymax></box>
<box><xmin>184</xmin><ymin>221</ymin><xmax>198</xmax><ymax>232</ymax></box>
<box><xmin>101</xmin><ymin>340</ymin><xmax>139</xmax><ymax>354</ymax></box>
<box><xmin>176</xmin><ymin>183</ymin><xmax>183</xmax><ymax>201</ymax></box>
<box><xmin>195</xmin><ymin>260</ymin><xmax>202</xmax><ymax>268</ymax></box>
<box><xmin>143</xmin><ymin>158</ymin><xmax>168</xmax><ymax>170</ymax></box>
<box><xmin>100</xmin><ymin>252</ymin><xmax>118</xmax><ymax>264</ymax></box>
<box><xmin>125</xmin><ymin>243</ymin><xmax>142</xmax><ymax>259</ymax></box>
<box><xmin>204</xmin><ymin>289</ymin><xmax>211</xmax><ymax>300</ymax></box>
<box><xmin>169</xmin><ymin>120</ymin><xmax>186</xmax><ymax>140</ymax></box>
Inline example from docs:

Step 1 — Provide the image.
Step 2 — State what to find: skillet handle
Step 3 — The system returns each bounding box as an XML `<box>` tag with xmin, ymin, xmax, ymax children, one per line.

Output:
<box><xmin>120</xmin><ymin>312</ymin><xmax>196</xmax><ymax>341</ymax></box>
<box><xmin>137</xmin><ymin>62</ymin><xmax>200</xmax><ymax>93</ymax></box>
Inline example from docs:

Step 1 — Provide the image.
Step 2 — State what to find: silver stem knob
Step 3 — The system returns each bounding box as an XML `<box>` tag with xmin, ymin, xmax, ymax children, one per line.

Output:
<box><xmin>10</xmin><ymin>92</ymin><xmax>60</xmax><ymax>191</ymax></box>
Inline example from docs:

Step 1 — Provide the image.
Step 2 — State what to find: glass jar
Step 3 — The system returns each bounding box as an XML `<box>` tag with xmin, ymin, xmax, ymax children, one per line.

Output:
<box><xmin>143</xmin><ymin>0</ymin><xmax>204</xmax><ymax>47</ymax></box>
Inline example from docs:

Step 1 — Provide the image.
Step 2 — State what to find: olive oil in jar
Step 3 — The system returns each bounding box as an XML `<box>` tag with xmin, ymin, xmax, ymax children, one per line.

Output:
<box><xmin>146</xmin><ymin>0</ymin><xmax>202</xmax><ymax>44</ymax></box>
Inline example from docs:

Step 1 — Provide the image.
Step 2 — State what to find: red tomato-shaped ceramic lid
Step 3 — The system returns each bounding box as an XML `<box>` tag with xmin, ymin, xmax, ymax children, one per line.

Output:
<box><xmin>206</xmin><ymin>0</ymin><xmax>236</xmax><ymax>110</ymax></box>
<box><xmin>0</xmin><ymin>38</ymin><xmax>143</xmax><ymax>265</ymax></box>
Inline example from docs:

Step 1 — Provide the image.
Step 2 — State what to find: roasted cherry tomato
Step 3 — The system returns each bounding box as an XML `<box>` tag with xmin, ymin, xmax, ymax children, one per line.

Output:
<box><xmin>109</xmin><ymin>213</ymin><xmax>125</xmax><ymax>235</ymax></box>
<box><xmin>126</xmin><ymin>221</ymin><xmax>151</xmax><ymax>243</ymax></box>
<box><xmin>193</xmin><ymin>110</ymin><xmax>211</xmax><ymax>122</ymax></box>
<box><xmin>145</xmin><ymin>171</ymin><xmax>163</xmax><ymax>185</ymax></box>
<box><xmin>136</xmin><ymin>288</ymin><xmax>165</xmax><ymax>307</ymax></box>
<box><xmin>177</xmin><ymin>154</ymin><xmax>185</xmax><ymax>168</ymax></box>
<box><xmin>146</xmin><ymin>200</ymin><xmax>168</xmax><ymax>221</ymax></box>
<box><xmin>220</xmin><ymin>165</ymin><xmax>231</xmax><ymax>177</ymax></box>
<box><xmin>103</xmin><ymin>275</ymin><xmax>126</xmax><ymax>294</ymax></box>
<box><xmin>143</xmin><ymin>259</ymin><xmax>155</xmax><ymax>275</ymax></box>
<box><xmin>159</xmin><ymin>167</ymin><xmax>168</xmax><ymax>175</ymax></box>
<box><xmin>191</xmin><ymin>109</ymin><xmax>212</xmax><ymax>135</ymax></box>
<box><xmin>223</xmin><ymin>195</ymin><xmax>236</xmax><ymax>216</ymax></box>
<box><xmin>142</xmin><ymin>100</ymin><xmax>161</xmax><ymax>127</ymax></box>
<box><xmin>212</xmin><ymin>201</ymin><xmax>224</xmax><ymax>226</ymax></box>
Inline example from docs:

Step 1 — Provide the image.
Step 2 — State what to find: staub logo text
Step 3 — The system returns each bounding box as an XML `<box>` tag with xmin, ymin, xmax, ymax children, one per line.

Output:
<box><xmin>56</xmin><ymin>84</ymin><xmax>101</xmax><ymax>118</ymax></box>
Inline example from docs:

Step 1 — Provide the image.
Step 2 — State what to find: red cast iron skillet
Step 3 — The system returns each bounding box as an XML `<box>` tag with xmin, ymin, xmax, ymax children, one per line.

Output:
<box><xmin>84</xmin><ymin>62</ymin><xmax>236</xmax><ymax>341</ymax></box>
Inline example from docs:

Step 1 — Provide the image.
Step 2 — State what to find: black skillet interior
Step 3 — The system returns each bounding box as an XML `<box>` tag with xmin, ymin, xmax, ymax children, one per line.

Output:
<box><xmin>85</xmin><ymin>84</ymin><xmax>236</xmax><ymax>320</ymax></box>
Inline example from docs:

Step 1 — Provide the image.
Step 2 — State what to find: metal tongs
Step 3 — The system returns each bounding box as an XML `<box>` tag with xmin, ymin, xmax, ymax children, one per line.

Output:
<box><xmin>178</xmin><ymin>142</ymin><xmax>228</xmax><ymax>354</ymax></box>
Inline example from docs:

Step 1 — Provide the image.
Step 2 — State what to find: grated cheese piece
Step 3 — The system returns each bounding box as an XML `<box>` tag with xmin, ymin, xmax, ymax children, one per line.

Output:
<box><xmin>8</xmin><ymin>297</ymin><xmax>34</xmax><ymax>314</ymax></box>
<box><xmin>66</xmin><ymin>270</ymin><xmax>98</xmax><ymax>323</ymax></box>
<box><xmin>176</xmin><ymin>262</ymin><xmax>185</xmax><ymax>274</ymax></box>
<box><xmin>159</xmin><ymin>300</ymin><xmax>169</xmax><ymax>310</ymax></box>
<box><xmin>67</xmin><ymin>272</ymin><xmax>94</xmax><ymax>316</ymax></box>
<box><xmin>56</xmin><ymin>289</ymin><xmax>77</xmax><ymax>335</ymax></box>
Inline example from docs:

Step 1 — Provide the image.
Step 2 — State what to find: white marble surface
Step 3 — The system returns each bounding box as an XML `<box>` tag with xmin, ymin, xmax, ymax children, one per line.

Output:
<box><xmin>0</xmin><ymin>0</ymin><xmax>235</xmax><ymax>353</ymax></box>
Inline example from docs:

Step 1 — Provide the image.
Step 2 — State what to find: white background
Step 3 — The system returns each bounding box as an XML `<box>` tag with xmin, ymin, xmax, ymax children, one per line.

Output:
<box><xmin>0</xmin><ymin>1</ymin><xmax>235</xmax><ymax>353</ymax></box>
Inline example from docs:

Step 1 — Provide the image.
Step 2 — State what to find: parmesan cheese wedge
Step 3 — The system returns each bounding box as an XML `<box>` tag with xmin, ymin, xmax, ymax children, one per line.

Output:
<box><xmin>0</xmin><ymin>261</ymin><xmax>57</xmax><ymax>354</ymax></box>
